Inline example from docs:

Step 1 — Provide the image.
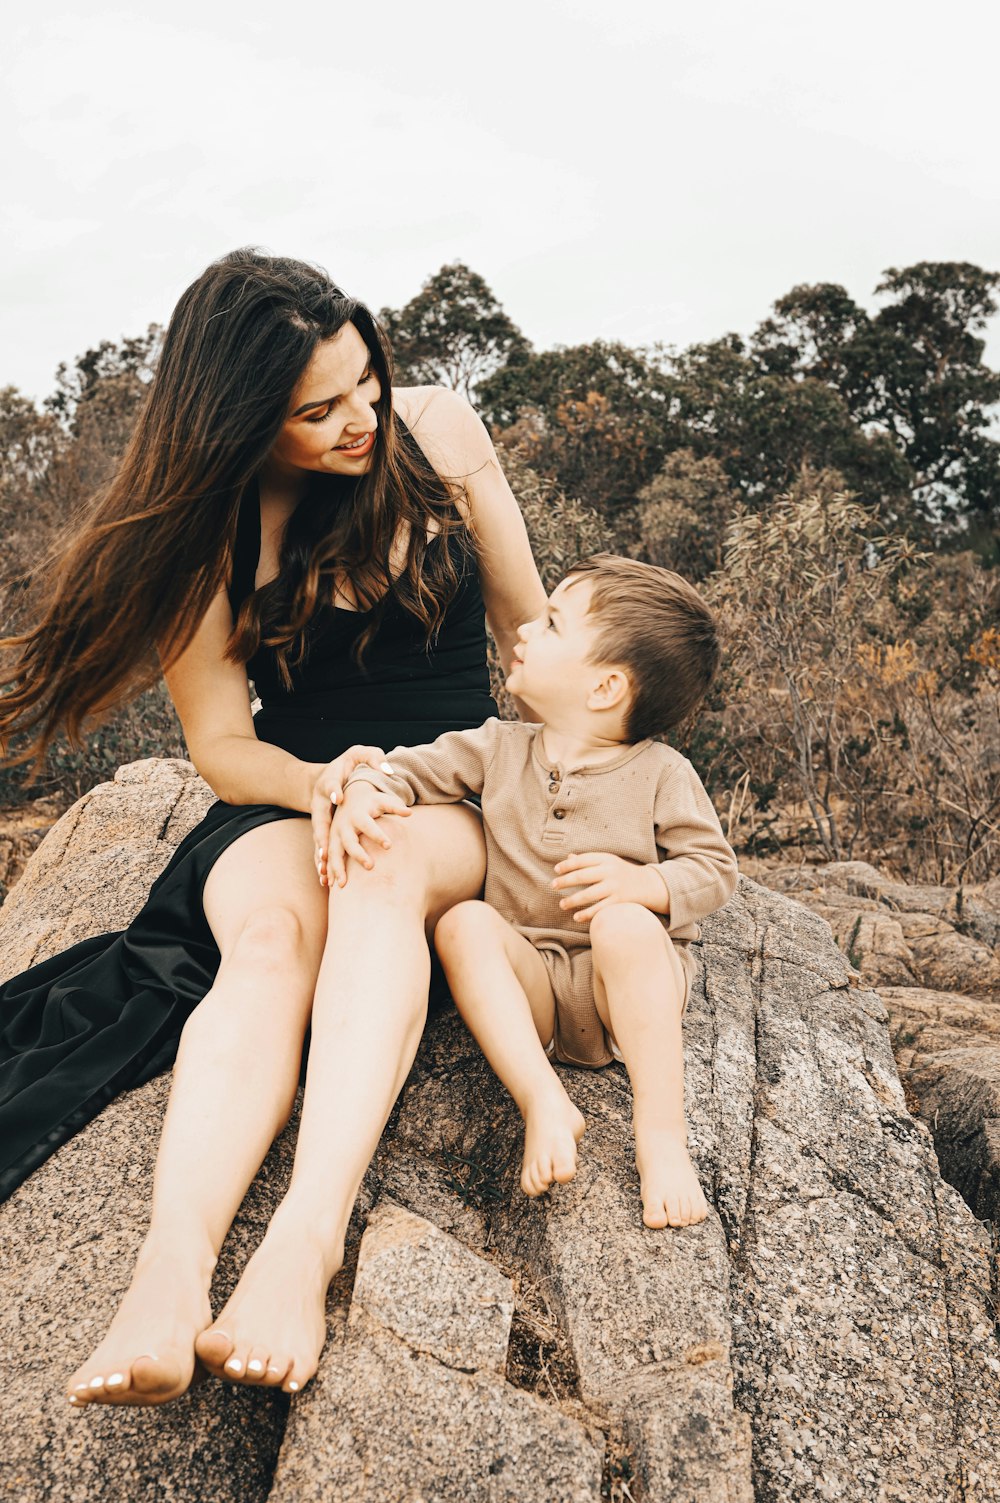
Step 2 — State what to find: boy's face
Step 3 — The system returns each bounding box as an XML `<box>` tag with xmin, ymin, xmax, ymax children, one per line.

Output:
<box><xmin>505</xmin><ymin>576</ymin><xmax>608</xmax><ymax>716</ymax></box>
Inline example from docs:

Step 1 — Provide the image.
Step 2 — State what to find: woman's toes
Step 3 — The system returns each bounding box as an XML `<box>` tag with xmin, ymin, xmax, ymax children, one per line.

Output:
<box><xmin>263</xmin><ymin>1356</ymin><xmax>291</xmax><ymax>1387</ymax></box>
<box><xmin>195</xmin><ymin>1327</ymin><xmax>234</xmax><ymax>1373</ymax></box>
<box><xmin>244</xmin><ymin>1351</ymin><xmax>269</xmax><ymax>1384</ymax></box>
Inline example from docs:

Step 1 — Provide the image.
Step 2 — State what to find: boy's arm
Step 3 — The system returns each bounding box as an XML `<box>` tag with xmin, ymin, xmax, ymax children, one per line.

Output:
<box><xmin>344</xmin><ymin>719</ymin><xmax>502</xmax><ymax>806</ymax></box>
<box><xmin>650</xmin><ymin>760</ymin><xmax>739</xmax><ymax>927</ymax></box>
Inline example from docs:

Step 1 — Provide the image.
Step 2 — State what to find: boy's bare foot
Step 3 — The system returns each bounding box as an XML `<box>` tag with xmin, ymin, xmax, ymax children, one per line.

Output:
<box><xmin>634</xmin><ymin>1124</ymin><xmax>709</xmax><ymax>1228</ymax></box>
<box><xmin>66</xmin><ymin>1238</ymin><xmax>214</xmax><ymax>1407</ymax></box>
<box><xmin>195</xmin><ymin>1205</ymin><xmax>342</xmax><ymax>1395</ymax></box>
<box><xmin>520</xmin><ymin>1081</ymin><xmax>586</xmax><ymax>1197</ymax></box>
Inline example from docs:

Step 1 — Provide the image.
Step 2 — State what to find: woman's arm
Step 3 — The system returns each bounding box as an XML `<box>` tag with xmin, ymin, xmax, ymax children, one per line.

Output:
<box><xmin>399</xmin><ymin>387</ymin><xmax>547</xmax><ymax>676</ymax></box>
<box><xmin>164</xmin><ymin>591</ymin><xmax>384</xmax><ymax>868</ymax></box>
<box><xmin>162</xmin><ymin>590</ymin><xmax>320</xmax><ymax>809</ymax></box>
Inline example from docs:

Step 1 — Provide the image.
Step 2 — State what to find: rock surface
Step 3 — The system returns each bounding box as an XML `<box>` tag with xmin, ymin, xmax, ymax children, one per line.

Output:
<box><xmin>2</xmin><ymin>762</ymin><xmax>999</xmax><ymax>1502</ymax></box>
<box><xmin>755</xmin><ymin>859</ymin><xmax>1000</xmax><ymax>1239</ymax></box>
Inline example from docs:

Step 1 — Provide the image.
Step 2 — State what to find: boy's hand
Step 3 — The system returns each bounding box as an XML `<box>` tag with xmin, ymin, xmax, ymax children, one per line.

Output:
<box><xmin>552</xmin><ymin>851</ymin><xmax>667</xmax><ymax>924</ymax></box>
<box><xmin>311</xmin><ymin>744</ymin><xmax>387</xmax><ymax>885</ymax></box>
<box><xmin>326</xmin><ymin>780</ymin><xmax>411</xmax><ymax>888</ymax></box>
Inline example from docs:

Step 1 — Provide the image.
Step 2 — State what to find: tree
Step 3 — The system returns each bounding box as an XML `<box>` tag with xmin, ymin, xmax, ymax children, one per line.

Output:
<box><xmin>379</xmin><ymin>264</ymin><xmax>530</xmax><ymax>399</ymax></box>
<box><xmin>670</xmin><ymin>336</ymin><xmax>912</xmax><ymax>513</ymax></box>
<box><xmin>480</xmin><ymin>341</ymin><xmax>677</xmax><ymax>525</ymax></box>
<box><xmin>634</xmin><ymin>449</ymin><xmax>738</xmax><ymax>581</ymax></box>
<box><xmin>46</xmin><ymin>326</ymin><xmax>161</xmax><ymax>435</ymax></box>
<box><xmin>0</xmin><ymin>387</ymin><xmax>66</xmax><ymax>590</ymax></box>
<box><xmin>752</xmin><ymin>264</ymin><xmax>1000</xmax><ymax>532</ymax></box>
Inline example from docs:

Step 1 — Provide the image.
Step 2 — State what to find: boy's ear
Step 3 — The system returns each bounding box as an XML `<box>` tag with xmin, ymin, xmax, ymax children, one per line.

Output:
<box><xmin>587</xmin><ymin>667</ymin><xmax>631</xmax><ymax>712</ymax></box>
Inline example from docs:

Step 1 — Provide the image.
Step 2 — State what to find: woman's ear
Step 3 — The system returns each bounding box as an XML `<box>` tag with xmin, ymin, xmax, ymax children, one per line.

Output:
<box><xmin>586</xmin><ymin>667</ymin><xmax>631</xmax><ymax>713</ymax></box>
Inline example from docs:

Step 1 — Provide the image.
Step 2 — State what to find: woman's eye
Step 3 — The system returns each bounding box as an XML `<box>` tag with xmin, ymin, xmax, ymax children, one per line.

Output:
<box><xmin>359</xmin><ymin>370</ymin><xmax>375</xmax><ymax>385</ymax></box>
<box><xmin>305</xmin><ymin>407</ymin><xmax>334</xmax><ymax>424</ymax></box>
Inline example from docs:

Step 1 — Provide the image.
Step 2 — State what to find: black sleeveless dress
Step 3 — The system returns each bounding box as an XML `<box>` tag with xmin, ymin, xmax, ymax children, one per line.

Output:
<box><xmin>0</xmin><ymin>446</ymin><xmax>497</xmax><ymax>1201</ymax></box>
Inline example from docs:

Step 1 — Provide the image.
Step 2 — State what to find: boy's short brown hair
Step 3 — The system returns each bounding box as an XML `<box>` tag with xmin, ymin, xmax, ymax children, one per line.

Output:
<box><xmin>567</xmin><ymin>554</ymin><xmax>720</xmax><ymax>738</ymax></box>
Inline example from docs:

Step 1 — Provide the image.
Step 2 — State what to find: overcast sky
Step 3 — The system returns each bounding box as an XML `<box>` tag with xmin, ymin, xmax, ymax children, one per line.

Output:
<box><xmin>3</xmin><ymin>0</ymin><xmax>999</xmax><ymax>404</ymax></box>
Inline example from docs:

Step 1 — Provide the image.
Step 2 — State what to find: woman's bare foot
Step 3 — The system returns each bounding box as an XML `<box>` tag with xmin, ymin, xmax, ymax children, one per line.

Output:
<box><xmin>520</xmin><ymin>1080</ymin><xmax>586</xmax><ymax>1197</ymax></box>
<box><xmin>66</xmin><ymin>1236</ymin><xmax>215</xmax><ymax>1408</ymax></box>
<box><xmin>634</xmin><ymin>1123</ymin><xmax>709</xmax><ymax>1228</ymax></box>
<box><xmin>195</xmin><ymin>1205</ymin><xmax>342</xmax><ymax>1395</ymax></box>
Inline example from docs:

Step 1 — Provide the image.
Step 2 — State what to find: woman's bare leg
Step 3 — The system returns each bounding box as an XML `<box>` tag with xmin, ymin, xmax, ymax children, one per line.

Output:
<box><xmin>67</xmin><ymin>817</ymin><xmax>327</xmax><ymax>1407</ymax></box>
<box><xmin>195</xmin><ymin>803</ymin><xmax>486</xmax><ymax>1394</ymax></box>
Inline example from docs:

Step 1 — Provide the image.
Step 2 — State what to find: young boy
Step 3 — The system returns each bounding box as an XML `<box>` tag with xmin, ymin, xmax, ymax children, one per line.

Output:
<box><xmin>331</xmin><ymin>555</ymin><xmax>738</xmax><ymax>1229</ymax></box>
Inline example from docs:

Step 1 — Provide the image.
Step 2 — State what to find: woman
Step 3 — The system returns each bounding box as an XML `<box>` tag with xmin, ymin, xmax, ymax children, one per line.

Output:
<box><xmin>0</xmin><ymin>249</ymin><xmax>545</xmax><ymax>1405</ymax></box>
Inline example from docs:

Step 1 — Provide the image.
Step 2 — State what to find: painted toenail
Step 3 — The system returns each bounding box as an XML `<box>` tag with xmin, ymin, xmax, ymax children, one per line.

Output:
<box><xmin>89</xmin><ymin>1376</ymin><xmax>104</xmax><ymax>1389</ymax></box>
<box><xmin>288</xmin><ymin>1380</ymin><xmax>300</xmax><ymax>1391</ymax></box>
<box><xmin>267</xmin><ymin>1364</ymin><xmax>281</xmax><ymax>1375</ymax></box>
<box><xmin>247</xmin><ymin>1360</ymin><xmax>264</xmax><ymax>1374</ymax></box>
<box><xmin>74</xmin><ymin>1383</ymin><xmax>90</xmax><ymax>1393</ymax></box>
<box><xmin>225</xmin><ymin>1358</ymin><xmax>243</xmax><ymax>1374</ymax></box>
<box><xmin>68</xmin><ymin>1394</ymin><xmax>78</xmax><ymax>1405</ymax></box>
<box><xmin>106</xmin><ymin>1373</ymin><xmax>125</xmax><ymax>1387</ymax></box>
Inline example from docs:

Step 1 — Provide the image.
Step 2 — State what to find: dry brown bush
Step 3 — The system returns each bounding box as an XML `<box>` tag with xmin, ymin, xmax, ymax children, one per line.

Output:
<box><xmin>701</xmin><ymin>470</ymin><xmax>1000</xmax><ymax>883</ymax></box>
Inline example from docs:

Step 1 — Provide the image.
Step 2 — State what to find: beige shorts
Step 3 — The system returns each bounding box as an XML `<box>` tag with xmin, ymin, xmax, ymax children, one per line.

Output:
<box><xmin>537</xmin><ymin>938</ymin><xmax>694</xmax><ymax>1069</ymax></box>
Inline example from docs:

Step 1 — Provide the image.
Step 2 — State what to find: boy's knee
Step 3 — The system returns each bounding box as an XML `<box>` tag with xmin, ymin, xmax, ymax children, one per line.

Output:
<box><xmin>434</xmin><ymin>898</ymin><xmax>494</xmax><ymax>953</ymax></box>
<box><xmin>590</xmin><ymin>902</ymin><xmax>666</xmax><ymax>958</ymax></box>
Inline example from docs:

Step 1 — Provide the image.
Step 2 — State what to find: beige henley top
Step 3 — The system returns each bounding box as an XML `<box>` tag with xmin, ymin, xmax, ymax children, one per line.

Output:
<box><xmin>348</xmin><ymin>719</ymin><xmax>738</xmax><ymax>955</ymax></box>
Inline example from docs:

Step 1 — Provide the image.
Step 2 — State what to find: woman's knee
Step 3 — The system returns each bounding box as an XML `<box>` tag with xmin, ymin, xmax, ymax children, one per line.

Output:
<box><xmin>225</xmin><ymin>905</ymin><xmax>316</xmax><ymax>976</ymax></box>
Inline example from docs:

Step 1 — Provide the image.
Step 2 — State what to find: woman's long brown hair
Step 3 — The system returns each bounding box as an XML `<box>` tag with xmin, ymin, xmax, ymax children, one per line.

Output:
<box><xmin>0</xmin><ymin>249</ymin><xmax>470</xmax><ymax>762</ymax></box>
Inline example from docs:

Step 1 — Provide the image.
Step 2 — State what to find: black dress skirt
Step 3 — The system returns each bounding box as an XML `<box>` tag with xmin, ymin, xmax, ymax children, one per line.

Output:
<box><xmin>0</xmin><ymin>457</ymin><xmax>498</xmax><ymax>1201</ymax></box>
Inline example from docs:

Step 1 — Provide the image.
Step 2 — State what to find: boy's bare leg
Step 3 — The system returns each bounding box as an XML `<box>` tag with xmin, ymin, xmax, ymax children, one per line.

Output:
<box><xmin>435</xmin><ymin>901</ymin><xmax>585</xmax><ymax>1196</ymax></box>
<box><xmin>590</xmin><ymin>903</ymin><xmax>707</xmax><ymax>1229</ymax></box>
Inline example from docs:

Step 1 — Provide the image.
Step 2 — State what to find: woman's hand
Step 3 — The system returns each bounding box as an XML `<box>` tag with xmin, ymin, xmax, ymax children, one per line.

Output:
<box><xmin>311</xmin><ymin>746</ymin><xmax>388</xmax><ymax>886</ymax></box>
<box><xmin>551</xmin><ymin>852</ymin><xmax>668</xmax><ymax>924</ymax></box>
<box><xmin>326</xmin><ymin>781</ymin><xmax>411</xmax><ymax>888</ymax></box>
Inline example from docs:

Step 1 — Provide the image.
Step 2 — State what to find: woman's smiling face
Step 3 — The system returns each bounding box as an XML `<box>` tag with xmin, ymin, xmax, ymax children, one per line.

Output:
<box><xmin>269</xmin><ymin>321</ymin><xmax>382</xmax><ymax>477</ymax></box>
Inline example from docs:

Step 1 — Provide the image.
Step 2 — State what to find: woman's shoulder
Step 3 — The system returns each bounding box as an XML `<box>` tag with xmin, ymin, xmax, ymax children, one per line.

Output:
<box><xmin>392</xmin><ymin>386</ymin><xmax>491</xmax><ymax>476</ymax></box>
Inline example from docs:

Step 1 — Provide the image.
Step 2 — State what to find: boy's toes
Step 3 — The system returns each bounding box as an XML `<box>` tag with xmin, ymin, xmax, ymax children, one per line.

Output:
<box><xmin>551</xmin><ymin>1147</ymin><xmax>578</xmax><ymax>1184</ymax></box>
